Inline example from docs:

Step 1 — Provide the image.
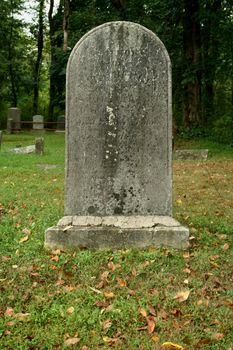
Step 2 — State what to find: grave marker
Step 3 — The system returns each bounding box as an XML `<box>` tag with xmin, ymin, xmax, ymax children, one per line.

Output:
<box><xmin>45</xmin><ymin>21</ymin><xmax>189</xmax><ymax>250</ymax></box>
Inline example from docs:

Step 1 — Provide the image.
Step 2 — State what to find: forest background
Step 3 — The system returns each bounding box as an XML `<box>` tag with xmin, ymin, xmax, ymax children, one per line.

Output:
<box><xmin>0</xmin><ymin>0</ymin><xmax>232</xmax><ymax>143</ymax></box>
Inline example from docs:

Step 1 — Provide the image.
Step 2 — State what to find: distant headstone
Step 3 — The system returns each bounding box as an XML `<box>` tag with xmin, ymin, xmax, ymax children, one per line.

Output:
<box><xmin>8</xmin><ymin>108</ymin><xmax>21</xmax><ymax>131</ymax></box>
<box><xmin>56</xmin><ymin>115</ymin><xmax>65</xmax><ymax>130</ymax></box>
<box><xmin>9</xmin><ymin>145</ymin><xmax>35</xmax><ymax>154</ymax></box>
<box><xmin>0</xmin><ymin>131</ymin><xmax>3</xmax><ymax>149</ymax></box>
<box><xmin>175</xmin><ymin>149</ymin><xmax>209</xmax><ymax>161</ymax></box>
<box><xmin>45</xmin><ymin>21</ymin><xmax>189</xmax><ymax>250</ymax></box>
<box><xmin>7</xmin><ymin>118</ymin><xmax>13</xmax><ymax>134</ymax></box>
<box><xmin>35</xmin><ymin>137</ymin><xmax>44</xmax><ymax>155</ymax></box>
<box><xmin>33</xmin><ymin>115</ymin><xmax>44</xmax><ymax>130</ymax></box>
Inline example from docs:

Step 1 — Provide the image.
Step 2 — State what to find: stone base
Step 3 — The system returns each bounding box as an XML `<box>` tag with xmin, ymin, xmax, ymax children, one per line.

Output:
<box><xmin>45</xmin><ymin>216</ymin><xmax>189</xmax><ymax>250</ymax></box>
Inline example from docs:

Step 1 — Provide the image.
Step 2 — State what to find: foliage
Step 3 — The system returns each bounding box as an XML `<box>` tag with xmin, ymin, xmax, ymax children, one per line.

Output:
<box><xmin>212</xmin><ymin>115</ymin><xmax>233</xmax><ymax>145</ymax></box>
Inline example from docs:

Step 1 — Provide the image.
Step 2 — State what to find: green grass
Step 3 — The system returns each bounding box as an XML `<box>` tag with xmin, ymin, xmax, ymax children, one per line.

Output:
<box><xmin>0</xmin><ymin>133</ymin><xmax>232</xmax><ymax>349</ymax></box>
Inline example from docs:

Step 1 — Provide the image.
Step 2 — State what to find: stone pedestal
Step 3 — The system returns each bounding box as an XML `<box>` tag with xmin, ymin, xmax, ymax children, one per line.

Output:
<box><xmin>45</xmin><ymin>216</ymin><xmax>189</xmax><ymax>249</ymax></box>
<box><xmin>45</xmin><ymin>22</ymin><xmax>189</xmax><ymax>250</ymax></box>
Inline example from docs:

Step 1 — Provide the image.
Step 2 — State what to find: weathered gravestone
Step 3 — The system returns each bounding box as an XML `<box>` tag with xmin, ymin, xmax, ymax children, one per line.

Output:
<box><xmin>33</xmin><ymin>115</ymin><xmax>44</xmax><ymax>130</ymax></box>
<box><xmin>8</xmin><ymin>108</ymin><xmax>21</xmax><ymax>131</ymax></box>
<box><xmin>45</xmin><ymin>21</ymin><xmax>189</xmax><ymax>250</ymax></box>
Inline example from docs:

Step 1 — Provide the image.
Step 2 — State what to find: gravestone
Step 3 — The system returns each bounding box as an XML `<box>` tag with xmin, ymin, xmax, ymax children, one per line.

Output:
<box><xmin>33</xmin><ymin>115</ymin><xmax>44</xmax><ymax>130</ymax></box>
<box><xmin>175</xmin><ymin>149</ymin><xmax>209</xmax><ymax>161</ymax></box>
<box><xmin>8</xmin><ymin>108</ymin><xmax>21</xmax><ymax>131</ymax></box>
<box><xmin>35</xmin><ymin>137</ymin><xmax>44</xmax><ymax>155</ymax></box>
<box><xmin>56</xmin><ymin>115</ymin><xmax>65</xmax><ymax>130</ymax></box>
<box><xmin>45</xmin><ymin>21</ymin><xmax>189</xmax><ymax>250</ymax></box>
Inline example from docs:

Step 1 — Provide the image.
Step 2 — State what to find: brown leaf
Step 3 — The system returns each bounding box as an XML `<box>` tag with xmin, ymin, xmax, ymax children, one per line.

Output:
<box><xmin>137</xmin><ymin>326</ymin><xmax>148</xmax><ymax>331</ymax></box>
<box><xmin>102</xmin><ymin>319</ymin><xmax>112</xmax><ymax>330</ymax></box>
<box><xmin>147</xmin><ymin>319</ymin><xmax>155</xmax><ymax>334</ymax></box>
<box><xmin>66</xmin><ymin>307</ymin><xmax>74</xmax><ymax>314</ymax></box>
<box><xmin>51</xmin><ymin>255</ymin><xmax>59</xmax><ymax>262</ymax></box>
<box><xmin>19</xmin><ymin>236</ymin><xmax>29</xmax><ymax>243</ymax></box>
<box><xmin>107</xmin><ymin>261</ymin><xmax>121</xmax><ymax>271</ymax></box>
<box><xmin>5</xmin><ymin>307</ymin><xmax>14</xmax><ymax>317</ymax></box>
<box><xmin>14</xmin><ymin>312</ymin><xmax>30</xmax><ymax>320</ymax></box>
<box><xmin>148</xmin><ymin>304</ymin><xmax>156</xmax><ymax>316</ymax></box>
<box><xmin>104</xmin><ymin>291</ymin><xmax>114</xmax><ymax>298</ymax></box>
<box><xmin>211</xmin><ymin>333</ymin><xmax>224</xmax><ymax>340</ymax></box>
<box><xmin>64</xmin><ymin>337</ymin><xmax>80</xmax><ymax>346</ymax></box>
<box><xmin>149</xmin><ymin>288</ymin><xmax>159</xmax><ymax>296</ymax></box>
<box><xmin>182</xmin><ymin>252</ymin><xmax>190</xmax><ymax>259</ymax></box>
<box><xmin>128</xmin><ymin>289</ymin><xmax>136</xmax><ymax>296</ymax></box>
<box><xmin>2</xmin><ymin>256</ymin><xmax>11</xmax><ymax>262</ymax></box>
<box><xmin>139</xmin><ymin>308</ymin><xmax>147</xmax><ymax>318</ymax></box>
<box><xmin>94</xmin><ymin>300</ymin><xmax>109</xmax><ymax>308</ymax></box>
<box><xmin>55</xmin><ymin>279</ymin><xmax>65</xmax><ymax>286</ymax></box>
<box><xmin>157</xmin><ymin>309</ymin><xmax>168</xmax><ymax>320</ymax></box>
<box><xmin>6</xmin><ymin>321</ymin><xmax>15</xmax><ymax>326</ymax></box>
<box><xmin>131</xmin><ymin>267</ymin><xmax>138</xmax><ymax>277</ymax></box>
<box><xmin>151</xmin><ymin>334</ymin><xmax>160</xmax><ymax>343</ymax></box>
<box><xmin>173</xmin><ymin>290</ymin><xmax>190</xmax><ymax>302</ymax></box>
<box><xmin>101</xmin><ymin>271</ymin><xmax>109</xmax><ymax>281</ymax></box>
<box><xmin>182</xmin><ymin>267</ymin><xmax>191</xmax><ymax>274</ymax></box>
<box><xmin>22</xmin><ymin>227</ymin><xmax>31</xmax><ymax>235</ymax></box>
<box><xmin>222</xmin><ymin>243</ymin><xmax>229</xmax><ymax>250</ymax></box>
<box><xmin>161</xmin><ymin>342</ymin><xmax>183</xmax><ymax>349</ymax></box>
<box><xmin>117</xmin><ymin>277</ymin><xmax>127</xmax><ymax>288</ymax></box>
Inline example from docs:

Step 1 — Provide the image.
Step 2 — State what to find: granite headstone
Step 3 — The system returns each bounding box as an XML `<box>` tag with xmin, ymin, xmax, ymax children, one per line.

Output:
<box><xmin>45</xmin><ymin>21</ymin><xmax>189</xmax><ymax>250</ymax></box>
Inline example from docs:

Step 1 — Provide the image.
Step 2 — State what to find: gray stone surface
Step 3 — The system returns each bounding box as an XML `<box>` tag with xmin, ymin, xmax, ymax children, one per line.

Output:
<box><xmin>8</xmin><ymin>108</ymin><xmax>21</xmax><ymax>131</ymax></box>
<box><xmin>45</xmin><ymin>21</ymin><xmax>189</xmax><ymax>250</ymax></box>
<box><xmin>9</xmin><ymin>145</ymin><xmax>35</xmax><ymax>154</ymax></box>
<box><xmin>35</xmin><ymin>137</ymin><xmax>44</xmax><ymax>155</ymax></box>
<box><xmin>33</xmin><ymin>115</ymin><xmax>44</xmax><ymax>130</ymax></box>
<box><xmin>65</xmin><ymin>21</ymin><xmax>172</xmax><ymax>216</ymax></box>
<box><xmin>175</xmin><ymin>149</ymin><xmax>209</xmax><ymax>161</ymax></box>
<box><xmin>45</xmin><ymin>225</ymin><xmax>189</xmax><ymax>250</ymax></box>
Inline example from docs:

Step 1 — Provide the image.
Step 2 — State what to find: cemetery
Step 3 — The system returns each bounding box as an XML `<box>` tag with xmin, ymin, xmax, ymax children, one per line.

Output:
<box><xmin>0</xmin><ymin>13</ymin><xmax>232</xmax><ymax>350</ymax></box>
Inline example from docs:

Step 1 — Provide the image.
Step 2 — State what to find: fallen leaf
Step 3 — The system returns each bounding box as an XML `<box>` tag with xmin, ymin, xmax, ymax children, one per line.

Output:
<box><xmin>151</xmin><ymin>334</ymin><xmax>160</xmax><ymax>343</ymax></box>
<box><xmin>102</xmin><ymin>319</ymin><xmax>112</xmax><ymax>330</ymax></box>
<box><xmin>117</xmin><ymin>277</ymin><xmax>127</xmax><ymax>288</ymax></box>
<box><xmin>2</xmin><ymin>256</ymin><xmax>11</xmax><ymax>261</ymax></box>
<box><xmin>14</xmin><ymin>312</ymin><xmax>30</xmax><ymax>320</ymax></box>
<box><xmin>5</xmin><ymin>307</ymin><xmax>14</xmax><ymax>317</ymax></box>
<box><xmin>139</xmin><ymin>308</ymin><xmax>147</xmax><ymax>318</ymax></box>
<box><xmin>104</xmin><ymin>291</ymin><xmax>115</xmax><ymax>298</ymax></box>
<box><xmin>6</xmin><ymin>321</ymin><xmax>15</xmax><ymax>326</ymax></box>
<box><xmin>211</xmin><ymin>333</ymin><xmax>224</xmax><ymax>340</ymax></box>
<box><xmin>148</xmin><ymin>304</ymin><xmax>156</xmax><ymax>316</ymax></box>
<box><xmin>107</xmin><ymin>261</ymin><xmax>121</xmax><ymax>271</ymax></box>
<box><xmin>173</xmin><ymin>290</ymin><xmax>190</xmax><ymax>302</ymax></box>
<box><xmin>101</xmin><ymin>271</ymin><xmax>109</xmax><ymax>281</ymax></box>
<box><xmin>222</xmin><ymin>243</ymin><xmax>229</xmax><ymax>250</ymax></box>
<box><xmin>94</xmin><ymin>300</ymin><xmax>109</xmax><ymax>308</ymax></box>
<box><xmin>176</xmin><ymin>199</ymin><xmax>182</xmax><ymax>205</ymax></box>
<box><xmin>64</xmin><ymin>337</ymin><xmax>80</xmax><ymax>346</ymax></box>
<box><xmin>182</xmin><ymin>267</ymin><xmax>191</xmax><ymax>274</ymax></box>
<box><xmin>66</xmin><ymin>307</ymin><xmax>74</xmax><ymax>314</ymax></box>
<box><xmin>137</xmin><ymin>326</ymin><xmax>148</xmax><ymax>331</ymax></box>
<box><xmin>161</xmin><ymin>341</ymin><xmax>183</xmax><ymax>349</ymax></box>
<box><xmin>19</xmin><ymin>236</ymin><xmax>29</xmax><ymax>243</ymax></box>
<box><xmin>55</xmin><ymin>279</ymin><xmax>65</xmax><ymax>286</ymax></box>
<box><xmin>147</xmin><ymin>319</ymin><xmax>155</xmax><ymax>334</ymax></box>
<box><xmin>183</xmin><ymin>252</ymin><xmax>190</xmax><ymax>259</ymax></box>
<box><xmin>103</xmin><ymin>336</ymin><xmax>118</xmax><ymax>344</ymax></box>
<box><xmin>157</xmin><ymin>309</ymin><xmax>168</xmax><ymax>319</ymax></box>
<box><xmin>51</xmin><ymin>255</ymin><xmax>59</xmax><ymax>262</ymax></box>
<box><xmin>128</xmin><ymin>289</ymin><xmax>136</xmax><ymax>296</ymax></box>
<box><xmin>22</xmin><ymin>227</ymin><xmax>31</xmax><ymax>235</ymax></box>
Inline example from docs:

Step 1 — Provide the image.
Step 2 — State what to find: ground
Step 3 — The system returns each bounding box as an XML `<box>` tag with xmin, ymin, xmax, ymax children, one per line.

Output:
<box><xmin>0</xmin><ymin>133</ymin><xmax>232</xmax><ymax>349</ymax></box>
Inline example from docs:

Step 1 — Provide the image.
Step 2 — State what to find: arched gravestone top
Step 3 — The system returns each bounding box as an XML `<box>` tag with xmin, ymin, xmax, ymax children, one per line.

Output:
<box><xmin>65</xmin><ymin>21</ymin><xmax>172</xmax><ymax>216</ymax></box>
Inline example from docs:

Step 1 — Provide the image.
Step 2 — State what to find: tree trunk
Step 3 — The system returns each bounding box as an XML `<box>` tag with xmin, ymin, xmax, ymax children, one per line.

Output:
<box><xmin>8</xmin><ymin>4</ymin><xmax>17</xmax><ymax>107</ymax></box>
<box><xmin>33</xmin><ymin>0</ymin><xmax>45</xmax><ymax>115</ymax></box>
<box><xmin>63</xmin><ymin>0</ymin><xmax>70</xmax><ymax>52</ymax></box>
<box><xmin>183</xmin><ymin>0</ymin><xmax>201</xmax><ymax>128</ymax></box>
<box><xmin>48</xmin><ymin>0</ymin><xmax>55</xmax><ymax>122</ymax></box>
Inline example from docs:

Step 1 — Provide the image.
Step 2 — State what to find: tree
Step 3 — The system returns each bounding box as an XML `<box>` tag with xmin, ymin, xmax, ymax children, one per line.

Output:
<box><xmin>33</xmin><ymin>0</ymin><xmax>45</xmax><ymax>115</ymax></box>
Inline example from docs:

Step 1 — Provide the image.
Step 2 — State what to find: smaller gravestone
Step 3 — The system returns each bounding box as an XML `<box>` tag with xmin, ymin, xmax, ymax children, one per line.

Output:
<box><xmin>9</xmin><ymin>145</ymin><xmax>35</xmax><ymax>154</ymax></box>
<box><xmin>8</xmin><ymin>108</ymin><xmax>21</xmax><ymax>131</ymax></box>
<box><xmin>0</xmin><ymin>131</ymin><xmax>3</xmax><ymax>149</ymax></box>
<box><xmin>35</xmin><ymin>138</ymin><xmax>44</xmax><ymax>155</ymax></box>
<box><xmin>7</xmin><ymin>118</ymin><xmax>13</xmax><ymax>134</ymax></box>
<box><xmin>33</xmin><ymin>115</ymin><xmax>44</xmax><ymax>130</ymax></box>
<box><xmin>56</xmin><ymin>116</ymin><xmax>65</xmax><ymax>132</ymax></box>
<box><xmin>175</xmin><ymin>149</ymin><xmax>209</xmax><ymax>161</ymax></box>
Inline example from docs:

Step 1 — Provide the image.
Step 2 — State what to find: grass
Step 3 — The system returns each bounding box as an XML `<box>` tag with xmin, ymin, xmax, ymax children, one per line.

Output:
<box><xmin>0</xmin><ymin>132</ymin><xmax>232</xmax><ymax>350</ymax></box>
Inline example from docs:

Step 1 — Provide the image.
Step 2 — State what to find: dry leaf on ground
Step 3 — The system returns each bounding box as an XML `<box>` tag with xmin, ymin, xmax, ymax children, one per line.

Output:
<box><xmin>64</xmin><ymin>337</ymin><xmax>80</xmax><ymax>346</ymax></box>
<box><xmin>173</xmin><ymin>290</ymin><xmax>190</xmax><ymax>302</ymax></box>
<box><xmin>66</xmin><ymin>307</ymin><xmax>74</xmax><ymax>314</ymax></box>
<box><xmin>104</xmin><ymin>291</ymin><xmax>115</xmax><ymax>298</ymax></box>
<box><xmin>19</xmin><ymin>236</ymin><xmax>29</xmax><ymax>243</ymax></box>
<box><xmin>161</xmin><ymin>341</ymin><xmax>184</xmax><ymax>349</ymax></box>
